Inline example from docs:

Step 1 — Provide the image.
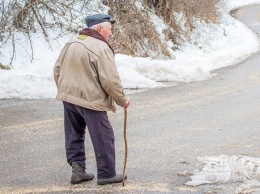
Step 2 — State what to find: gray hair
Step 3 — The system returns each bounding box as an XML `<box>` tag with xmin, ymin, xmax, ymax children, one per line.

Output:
<box><xmin>90</xmin><ymin>21</ymin><xmax>110</xmax><ymax>30</ymax></box>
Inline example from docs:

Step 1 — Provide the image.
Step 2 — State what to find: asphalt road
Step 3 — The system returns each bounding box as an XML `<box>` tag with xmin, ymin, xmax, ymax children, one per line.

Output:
<box><xmin>0</xmin><ymin>5</ymin><xmax>260</xmax><ymax>194</ymax></box>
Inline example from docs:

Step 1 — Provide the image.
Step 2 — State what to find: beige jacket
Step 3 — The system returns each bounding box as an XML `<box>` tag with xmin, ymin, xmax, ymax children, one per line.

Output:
<box><xmin>54</xmin><ymin>35</ymin><xmax>127</xmax><ymax>112</ymax></box>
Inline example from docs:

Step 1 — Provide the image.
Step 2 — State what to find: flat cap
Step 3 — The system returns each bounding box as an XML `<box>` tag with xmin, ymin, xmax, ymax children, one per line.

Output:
<box><xmin>85</xmin><ymin>14</ymin><xmax>115</xmax><ymax>27</ymax></box>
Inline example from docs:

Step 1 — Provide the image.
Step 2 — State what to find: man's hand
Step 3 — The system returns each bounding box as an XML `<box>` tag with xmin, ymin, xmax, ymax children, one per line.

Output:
<box><xmin>123</xmin><ymin>98</ymin><xmax>130</xmax><ymax>109</ymax></box>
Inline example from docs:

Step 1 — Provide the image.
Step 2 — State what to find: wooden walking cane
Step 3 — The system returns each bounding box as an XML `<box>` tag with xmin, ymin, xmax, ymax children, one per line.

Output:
<box><xmin>122</xmin><ymin>107</ymin><xmax>128</xmax><ymax>186</ymax></box>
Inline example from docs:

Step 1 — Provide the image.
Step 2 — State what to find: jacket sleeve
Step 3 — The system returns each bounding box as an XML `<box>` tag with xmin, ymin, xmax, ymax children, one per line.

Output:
<box><xmin>54</xmin><ymin>45</ymin><xmax>67</xmax><ymax>87</ymax></box>
<box><xmin>97</xmin><ymin>48</ymin><xmax>127</xmax><ymax>107</ymax></box>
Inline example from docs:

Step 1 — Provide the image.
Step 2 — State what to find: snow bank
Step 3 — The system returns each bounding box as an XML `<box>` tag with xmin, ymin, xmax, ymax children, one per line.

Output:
<box><xmin>0</xmin><ymin>0</ymin><xmax>259</xmax><ymax>99</ymax></box>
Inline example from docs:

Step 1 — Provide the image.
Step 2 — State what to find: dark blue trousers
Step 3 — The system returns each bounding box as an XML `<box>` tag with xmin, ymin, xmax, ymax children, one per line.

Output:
<box><xmin>63</xmin><ymin>101</ymin><xmax>116</xmax><ymax>179</ymax></box>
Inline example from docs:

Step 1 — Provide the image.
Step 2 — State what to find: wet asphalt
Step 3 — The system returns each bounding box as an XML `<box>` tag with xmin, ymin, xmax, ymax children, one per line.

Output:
<box><xmin>0</xmin><ymin>4</ymin><xmax>260</xmax><ymax>194</ymax></box>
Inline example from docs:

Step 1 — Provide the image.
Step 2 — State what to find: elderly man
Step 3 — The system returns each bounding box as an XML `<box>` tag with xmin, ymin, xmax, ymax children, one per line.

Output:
<box><xmin>54</xmin><ymin>14</ymin><xmax>130</xmax><ymax>185</ymax></box>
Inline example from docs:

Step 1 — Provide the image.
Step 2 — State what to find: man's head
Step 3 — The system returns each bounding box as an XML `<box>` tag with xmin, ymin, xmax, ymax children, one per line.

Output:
<box><xmin>85</xmin><ymin>14</ymin><xmax>115</xmax><ymax>41</ymax></box>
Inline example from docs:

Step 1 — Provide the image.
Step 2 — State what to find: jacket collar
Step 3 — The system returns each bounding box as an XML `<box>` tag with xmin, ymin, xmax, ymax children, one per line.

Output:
<box><xmin>79</xmin><ymin>28</ymin><xmax>114</xmax><ymax>55</ymax></box>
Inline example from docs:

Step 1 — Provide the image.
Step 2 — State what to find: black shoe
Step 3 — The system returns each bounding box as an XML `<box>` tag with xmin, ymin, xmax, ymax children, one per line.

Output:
<box><xmin>71</xmin><ymin>162</ymin><xmax>94</xmax><ymax>184</ymax></box>
<box><xmin>97</xmin><ymin>174</ymin><xmax>127</xmax><ymax>185</ymax></box>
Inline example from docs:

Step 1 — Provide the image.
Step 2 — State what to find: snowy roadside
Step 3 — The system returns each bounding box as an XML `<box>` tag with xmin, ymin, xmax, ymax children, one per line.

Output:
<box><xmin>185</xmin><ymin>155</ymin><xmax>260</xmax><ymax>193</ymax></box>
<box><xmin>0</xmin><ymin>0</ymin><xmax>260</xmax><ymax>99</ymax></box>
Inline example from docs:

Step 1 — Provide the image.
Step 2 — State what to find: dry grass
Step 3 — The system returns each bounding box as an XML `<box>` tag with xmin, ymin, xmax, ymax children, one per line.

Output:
<box><xmin>0</xmin><ymin>0</ymin><xmax>223</xmax><ymax>67</ymax></box>
<box><xmin>105</xmin><ymin>0</ymin><xmax>222</xmax><ymax>58</ymax></box>
<box><xmin>104</xmin><ymin>0</ymin><xmax>171</xmax><ymax>58</ymax></box>
<box><xmin>0</xmin><ymin>62</ymin><xmax>11</xmax><ymax>70</ymax></box>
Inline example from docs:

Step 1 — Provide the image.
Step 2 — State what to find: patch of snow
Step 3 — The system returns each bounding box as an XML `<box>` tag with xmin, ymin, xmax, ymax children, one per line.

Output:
<box><xmin>186</xmin><ymin>155</ymin><xmax>260</xmax><ymax>193</ymax></box>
